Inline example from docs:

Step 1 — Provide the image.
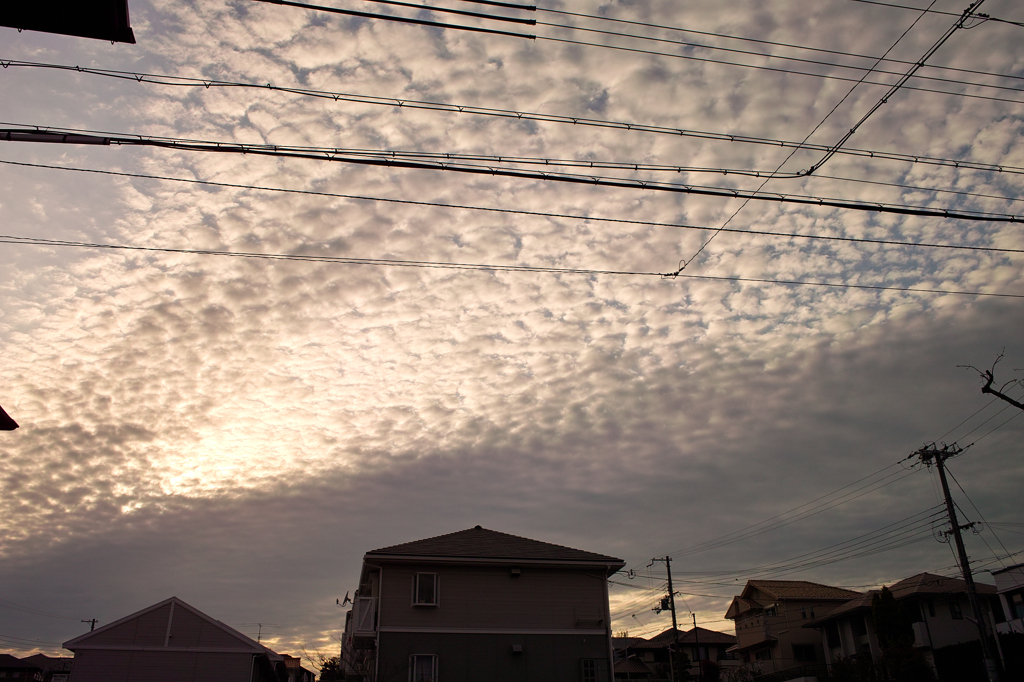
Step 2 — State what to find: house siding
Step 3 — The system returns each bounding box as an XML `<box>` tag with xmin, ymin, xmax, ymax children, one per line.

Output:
<box><xmin>377</xmin><ymin>631</ymin><xmax>609</xmax><ymax>682</ymax></box>
<box><xmin>379</xmin><ymin>563</ymin><xmax>608</xmax><ymax>631</ymax></box>
<box><xmin>66</xmin><ymin>650</ymin><xmax>252</xmax><ymax>682</ymax></box>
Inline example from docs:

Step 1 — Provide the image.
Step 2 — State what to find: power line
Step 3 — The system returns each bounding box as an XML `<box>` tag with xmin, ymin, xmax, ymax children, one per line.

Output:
<box><xmin>5</xmin><ymin>60</ymin><xmax>1022</xmax><ymax>178</ymax></box>
<box><xmin>536</xmin><ymin>7</ymin><xmax>1023</xmax><ymax>84</ymax></box>
<box><xmin>5</xmin><ymin>127</ymin><xmax>1023</xmax><ymax>223</ymax></box>
<box><xmin>309</xmin><ymin>0</ymin><xmax>536</xmax><ymax>24</ymax></box>
<box><xmin>805</xmin><ymin>0</ymin><xmax>987</xmax><ymax>177</ymax></box>
<box><xmin>6</xmin><ymin>234</ymin><xmax>1023</xmax><ymax>298</ymax></box>
<box><xmin>677</xmin><ymin>0</ymin><xmax>941</xmax><ymax>271</ymax></box>
<box><xmin>248</xmin><ymin>0</ymin><xmax>536</xmax><ymax>38</ymax></box>
<box><xmin>7</xmin><ymin>159</ymin><xmax>1020</xmax><ymax>257</ymax></box>
<box><xmin>535</xmin><ymin>17</ymin><xmax>1024</xmax><ymax>97</ymax></box>
<box><xmin>534</xmin><ymin>36</ymin><xmax>1023</xmax><ymax>105</ymax></box>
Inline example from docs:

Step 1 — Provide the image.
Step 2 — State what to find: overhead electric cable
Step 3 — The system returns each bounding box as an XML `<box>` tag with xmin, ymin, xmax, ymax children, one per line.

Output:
<box><xmin>5</xmin><ymin>60</ymin><xmax>1023</xmax><ymax>178</ymax></box>
<box><xmin>248</xmin><ymin>0</ymin><xmax>536</xmax><ymax>38</ymax></box>
<box><xmin>289</xmin><ymin>0</ymin><xmax>535</xmax><ymax>23</ymax></box>
<box><xmin>675</xmin><ymin>0</ymin><xmax>940</xmax><ymax>272</ymax></box>
<box><xmin>450</xmin><ymin>0</ymin><xmax>534</xmax><ymax>9</ymax></box>
<box><xmin>536</xmin><ymin>7</ymin><xmax>1024</xmax><ymax>83</ymax></box>
<box><xmin>806</xmin><ymin>0</ymin><xmax>987</xmax><ymax>176</ymax></box>
<box><xmin>3</xmin><ymin>234</ymin><xmax>1022</xmax><ymax>298</ymax></box>
<box><xmin>536</xmin><ymin>20</ymin><xmax>1024</xmax><ymax>96</ymax></box>
<box><xmin>6</xmin><ymin>159</ymin><xmax>1020</xmax><ymax>256</ymax></box>
<box><xmin>4</xmin><ymin>127</ymin><xmax>1022</xmax><ymax>223</ymax></box>
<box><xmin>534</xmin><ymin>35</ymin><xmax>1023</xmax><ymax>105</ymax></box>
<box><xmin>664</xmin><ymin>462</ymin><xmax>906</xmax><ymax>558</ymax></box>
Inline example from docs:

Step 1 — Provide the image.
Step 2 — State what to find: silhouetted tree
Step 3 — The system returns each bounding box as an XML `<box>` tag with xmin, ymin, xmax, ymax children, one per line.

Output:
<box><xmin>962</xmin><ymin>354</ymin><xmax>1024</xmax><ymax>412</ymax></box>
<box><xmin>871</xmin><ymin>587</ymin><xmax>934</xmax><ymax>682</ymax></box>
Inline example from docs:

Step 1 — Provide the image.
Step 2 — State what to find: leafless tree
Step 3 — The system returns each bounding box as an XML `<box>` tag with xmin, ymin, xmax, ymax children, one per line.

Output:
<box><xmin>961</xmin><ymin>353</ymin><xmax>1024</xmax><ymax>412</ymax></box>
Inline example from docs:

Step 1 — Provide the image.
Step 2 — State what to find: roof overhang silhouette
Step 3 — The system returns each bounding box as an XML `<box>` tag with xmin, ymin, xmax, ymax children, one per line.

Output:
<box><xmin>1</xmin><ymin>0</ymin><xmax>136</xmax><ymax>44</ymax></box>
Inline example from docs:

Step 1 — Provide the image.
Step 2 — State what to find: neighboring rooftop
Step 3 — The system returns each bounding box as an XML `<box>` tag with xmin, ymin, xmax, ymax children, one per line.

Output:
<box><xmin>365</xmin><ymin>526</ymin><xmax>625</xmax><ymax>566</ymax></box>
<box><xmin>635</xmin><ymin>627</ymin><xmax>738</xmax><ymax>648</ymax></box>
<box><xmin>745</xmin><ymin>580</ymin><xmax>863</xmax><ymax>601</ymax></box>
<box><xmin>803</xmin><ymin>573</ymin><xmax>997</xmax><ymax>627</ymax></box>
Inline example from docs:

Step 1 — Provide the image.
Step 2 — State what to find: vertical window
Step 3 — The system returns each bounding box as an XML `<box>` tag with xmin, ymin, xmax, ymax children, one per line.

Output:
<box><xmin>580</xmin><ymin>658</ymin><xmax>607</xmax><ymax>682</ymax></box>
<box><xmin>410</xmin><ymin>654</ymin><xmax>437</xmax><ymax>682</ymax></box>
<box><xmin>950</xmin><ymin>601</ymin><xmax>963</xmax><ymax>620</ymax></box>
<box><xmin>413</xmin><ymin>573</ymin><xmax>438</xmax><ymax>606</ymax></box>
<box><xmin>926</xmin><ymin>599</ymin><xmax>936</xmax><ymax>618</ymax></box>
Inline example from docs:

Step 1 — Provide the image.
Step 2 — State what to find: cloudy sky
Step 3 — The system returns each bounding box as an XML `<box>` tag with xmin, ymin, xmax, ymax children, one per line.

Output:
<box><xmin>2</xmin><ymin>0</ymin><xmax>1023</xmax><ymax>668</ymax></box>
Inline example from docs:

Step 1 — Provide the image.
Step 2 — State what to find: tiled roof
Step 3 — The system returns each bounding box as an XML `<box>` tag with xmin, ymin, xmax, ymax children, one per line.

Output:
<box><xmin>365</xmin><ymin>526</ymin><xmax>625</xmax><ymax>565</ymax></box>
<box><xmin>889</xmin><ymin>572</ymin><xmax>996</xmax><ymax>598</ymax></box>
<box><xmin>632</xmin><ymin>627</ymin><xmax>737</xmax><ymax>648</ymax></box>
<box><xmin>746</xmin><ymin>580</ymin><xmax>862</xmax><ymax>601</ymax></box>
<box><xmin>802</xmin><ymin>573</ymin><xmax>998</xmax><ymax>627</ymax></box>
<box><xmin>615</xmin><ymin>657</ymin><xmax>653</xmax><ymax>674</ymax></box>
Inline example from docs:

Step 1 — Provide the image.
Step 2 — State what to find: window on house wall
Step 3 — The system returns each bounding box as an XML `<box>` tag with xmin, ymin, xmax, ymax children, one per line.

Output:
<box><xmin>851</xmin><ymin>616</ymin><xmax>867</xmax><ymax>638</ymax></box>
<box><xmin>809</xmin><ymin>607</ymin><xmax>815</xmax><ymax>619</ymax></box>
<box><xmin>950</xmin><ymin>601</ymin><xmax>963</xmax><ymax>620</ymax></box>
<box><xmin>1011</xmin><ymin>592</ymin><xmax>1024</xmax><ymax>620</ymax></box>
<box><xmin>925</xmin><ymin>598</ymin><xmax>936</xmax><ymax>618</ymax></box>
<box><xmin>413</xmin><ymin>573</ymin><xmax>438</xmax><ymax>606</ymax></box>
<box><xmin>792</xmin><ymin>644</ymin><xmax>816</xmax><ymax>662</ymax></box>
<box><xmin>410</xmin><ymin>654</ymin><xmax>437</xmax><ymax>682</ymax></box>
<box><xmin>754</xmin><ymin>648</ymin><xmax>772</xmax><ymax>661</ymax></box>
<box><xmin>826</xmin><ymin>623</ymin><xmax>840</xmax><ymax>648</ymax></box>
<box><xmin>580</xmin><ymin>658</ymin><xmax>608</xmax><ymax>682</ymax></box>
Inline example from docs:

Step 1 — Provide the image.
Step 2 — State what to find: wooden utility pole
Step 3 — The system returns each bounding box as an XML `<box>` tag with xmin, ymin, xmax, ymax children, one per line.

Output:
<box><xmin>650</xmin><ymin>557</ymin><xmax>680</xmax><ymax>681</ymax></box>
<box><xmin>916</xmin><ymin>444</ymin><xmax>1000</xmax><ymax>682</ymax></box>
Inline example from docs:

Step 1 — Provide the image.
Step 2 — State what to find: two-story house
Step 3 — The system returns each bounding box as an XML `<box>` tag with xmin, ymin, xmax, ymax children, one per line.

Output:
<box><xmin>340</xmin><ymin>526</ymin><xmax>625</xmax><ymax>682</ymax></box>
<box><xmin>803</xmin><ymin>572</ymin><xmax>1002</xmax><ymax>679</ymax></box>
<box><xmin>724</xmin><ymin>580</ymin><xmax>861</xmax><ymax>674</ymax></box>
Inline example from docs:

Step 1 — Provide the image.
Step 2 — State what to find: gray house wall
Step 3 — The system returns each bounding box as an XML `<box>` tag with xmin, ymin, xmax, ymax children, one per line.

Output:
<box><xmin>376</xmin><ymin>631</ymin><xmax>609</xmax><ymax>682</ymax></box>
<box><xmin>372</xmin><ymin>562</ymin><xmax>612</xmax><ymax>681</ymax></box>
<box><xmin>69</xmin><ymin>650</ymin><xmax>253</xmax><ymax>682</ymax></box>
<box><xmin>379</xmin><ymin>563</ymin><xmax>608</xmax><ymax>630</ymax></box>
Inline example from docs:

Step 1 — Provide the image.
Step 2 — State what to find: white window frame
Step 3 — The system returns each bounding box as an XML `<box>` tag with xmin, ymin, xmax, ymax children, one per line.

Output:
<box><xmin>412</xmin><ymin>572</ymin><xmax>439</xmax><ymax>606</ymax></box>
<box><xmin>409</xmin><ymin>654</ymin><xmax>438</xmax><ymax>682</ymax></box>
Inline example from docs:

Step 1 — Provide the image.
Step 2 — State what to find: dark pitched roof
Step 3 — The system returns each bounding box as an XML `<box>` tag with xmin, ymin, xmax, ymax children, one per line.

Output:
<box><xmin>615</xmin><ymin>657</ymin><xmax>653</xmax><ymax>674</ymax></box>
<box><xmin>632</xmin><ymin>627</ymin><xmax>737</xmax><ymax>648</ymax></box>
<box><xmin>803</xmin><ymin>573</ymin><xmax>997</xmax><ymax>628</ymax></box>
<box><xmin>745</xmin><ymin>580</ymin><xmax>862</xmax><ymax>601</ymax></box>
<box><xmin>63</xmin><ymin>596</ymin><xmax>277</xmax><ymax>656</ymax></box>
<box><xmin>0</xmin><ymin>654</ymin><xmax>40</xmax><ymax>670</ymax></box>
<box><xmin>365</xmin><ymin>526</ymin><xmax>625</xmax><ymax>567</ymax></box>
<box><xmin>889</xmin><ymin>572</ymin><xmax>995</xmax><ymax>598</ymax></box>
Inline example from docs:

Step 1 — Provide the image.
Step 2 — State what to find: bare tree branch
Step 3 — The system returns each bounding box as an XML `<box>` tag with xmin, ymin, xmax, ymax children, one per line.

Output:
<box><xmin>960</xmin><ymin>353</ymin><xmax>1024</xmax><ymax>412</ymax></box>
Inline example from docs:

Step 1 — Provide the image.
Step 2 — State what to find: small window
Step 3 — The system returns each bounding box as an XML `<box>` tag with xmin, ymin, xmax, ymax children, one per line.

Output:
<box><xmin>809</xmin><ymin>607</ymin><xmax>815</xmax><ymax>619</ymax></box>
<box><xmin>926</xmin><ymin>598</ymin><xmax>936</xmax><ymax>618</ymax></box>
<box><xmin>851</xmin><ymin>616</ymin><xmax>867</xmax><ymax>638</ymax></box>
<box><xmin>410</xmin><ymin>654</ymin><xmax>437</xmax><ymax>682</ymax></box>
<box><xmin>754</xmin><ymin>648</ymin><xmax>773</xmax><ymax>661</ymax></box>
<box><xmin>793</xmin><ymin>644</ymin><xmax>816</xmax><ymax>662</ymax></box>
<box><xmin>413</xmin><ymin>573</ymin><xmax>438</xmax><ymax>606</ymax></box>
<box><xmin>950</xmin><ymin>601</ymin><xmax>963</xmax><ymax>620</ymax></box>
<box><xmin>580</xmin><ymin>658</ymin><xmax>608</xmax><ymax>682</ymax></box>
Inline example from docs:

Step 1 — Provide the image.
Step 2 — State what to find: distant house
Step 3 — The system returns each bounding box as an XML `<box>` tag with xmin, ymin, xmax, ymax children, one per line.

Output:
<box><xmin>614</xmin><ymin>626</ymin><xmax>738</xmax><ymax>680</ymax></box>
<box><xmin>992</xmin><ymin>562</ymin><xmax>1024</xmax><ymax>636</ymax></box>
<box><xmin>17</xmin><ymin>654</ymin><xmax>72</xmax><ymax>682</ymax></box>
<box><xmin>0</xmin><ymin>653</ymin><xmax>43</xmax><ymax>682</ymax></box>
<box><xmin>724</xmin><ymin>580</ymin><xmax>861</xmax><ymax>674</ymax></box>
<box><xmin>340</xmin><ymin>526</ymin><xmax>625</xmax><ymax>682</ymax></box>
<box><xmin>62</xmin><ymin>596</ymin><xmax>312</xmax><ymax>682</ymax></box>
<box><xmin>803</xmin><ymin>572</ymin><xmax>1002</xmax><ymax>679</ymax></box>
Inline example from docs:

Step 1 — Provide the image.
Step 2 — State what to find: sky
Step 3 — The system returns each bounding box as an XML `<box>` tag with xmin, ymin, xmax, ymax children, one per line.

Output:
<box><xmin>1</xmin><ymin>0</ymin><xmax>1023</xmax><ymax>669</ymax></box>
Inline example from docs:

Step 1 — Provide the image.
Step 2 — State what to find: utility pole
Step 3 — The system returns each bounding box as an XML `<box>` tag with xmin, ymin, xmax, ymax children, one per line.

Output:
<box><xmin>650</xmin><ymin>557</ymin><xmax>680</xmax><ymax>682</ymax></box>
<box><xmin>916</xmin><ymin>443</ymin><xmax>1000</xmax><ymax>682</ymax></box>
<box><xmin>693</xmin><ymin>613</ymin><xmax>703</xmax><ymax>682</ymax></box>
<box><xmin>81</xmin><ymin>619</ymin><xmax>97</xmax><ymax>631</ymax></box>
